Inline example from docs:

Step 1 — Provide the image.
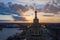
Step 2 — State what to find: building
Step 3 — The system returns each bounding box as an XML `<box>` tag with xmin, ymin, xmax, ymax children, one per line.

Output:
<box><xmin>26</xmin><ymin>11</ymin><xmax>49</xmax><ymax>40</ymax></box>
<box><xmin>6</xmin><ymin>11</ymin><xmax>50</xmax><ymax>40</ymax></box>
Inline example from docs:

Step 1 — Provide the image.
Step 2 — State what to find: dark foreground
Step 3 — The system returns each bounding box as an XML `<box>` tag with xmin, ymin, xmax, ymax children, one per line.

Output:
<box><xmin>0</xmin><ymin>23</ymin><xmax>60</xmax><ymax>40</ymax></box>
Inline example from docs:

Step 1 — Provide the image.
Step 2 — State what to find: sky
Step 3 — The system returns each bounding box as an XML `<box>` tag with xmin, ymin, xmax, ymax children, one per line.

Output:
<box><xmin>0</xmin><ymin>0</ymin><xmax>60</xmax><ymax>23</ymax></box>
<box><xmin>0</xmin><ymin>0</ymin><xmax>49</xmax><ymax>5</ymax></box>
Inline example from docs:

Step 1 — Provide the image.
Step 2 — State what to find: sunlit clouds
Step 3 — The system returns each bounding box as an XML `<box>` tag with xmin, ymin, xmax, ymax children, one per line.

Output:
<box><xmin>22</xmin><ymin>9</ymin><xmax>34</xmax><ymax>23</ymax></box>
<box><xmin>0</xmin><ymin>15</ymin><xmax>14</xmax><ymax>20</ymax></box>
<box><xmin>21</xmin><ymin>9</ymin><xmax>60</xmax><ymax>23</ymax></box>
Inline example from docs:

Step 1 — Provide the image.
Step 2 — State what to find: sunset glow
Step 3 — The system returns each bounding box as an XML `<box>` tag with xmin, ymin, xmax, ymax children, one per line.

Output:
<box><xmin>21</xmin><ymin>9</ymin><xmax>60</xmax><ymax>23</ymax></box>
<box><xmin>0</xmin><ymin>0</ymin><xmax>60</xmax><ymax>23</ymax></box>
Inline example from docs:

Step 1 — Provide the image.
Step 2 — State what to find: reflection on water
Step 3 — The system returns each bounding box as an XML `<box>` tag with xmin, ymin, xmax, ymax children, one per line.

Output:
<box><xmin>0</xmin><ymin>28</ymin><xmax>23</xmax><ymax>40</ymax></box>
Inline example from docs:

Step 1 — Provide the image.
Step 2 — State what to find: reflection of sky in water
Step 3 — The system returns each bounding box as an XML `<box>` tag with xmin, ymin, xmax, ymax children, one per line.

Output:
<box><xmin>0</xmin><ymin>28</ymin><xmax>23</xmax><ymax>40</ymax></box>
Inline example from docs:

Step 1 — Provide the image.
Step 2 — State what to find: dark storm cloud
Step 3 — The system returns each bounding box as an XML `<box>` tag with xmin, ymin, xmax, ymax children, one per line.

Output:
<box><xmin>8</xmin><ymin>2</ymin><xmax>29</xmax><ymax>14</ymax></box>
<box><xmin>0</xmin><ymin>2</ymin><xmax>29</xmax><ymax>21</ymax></box>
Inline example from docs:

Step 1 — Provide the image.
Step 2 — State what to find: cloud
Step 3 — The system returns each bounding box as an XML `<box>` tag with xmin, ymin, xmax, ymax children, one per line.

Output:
<box><xmin>13</xmin><ymin>16</ymin><xmax>26</xmax><ymax>21</ymax></box>
<box><xmin>42</xmin><ymin>0</ymin><xmax>60</xmax><ymax>14</ymax></box>
<box><xmin>43</xmin><ymin>15</ymin><xmax>55</xmax><ymax>17</ymax></box>
<box><xmin>0</xmin><ymin>2</ymin><xmax>29</xmax><ymax>21</ymax></box>
<box><xmin>9</xmin><ymin>3</ymin><xmax>28</xmax><ymax>13</ymax></box>
<box><xmin>0</xmin><ymin>0</ymin><xmax>50</xmax><ymax>5</ymax></box>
